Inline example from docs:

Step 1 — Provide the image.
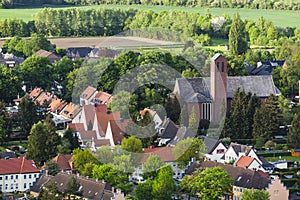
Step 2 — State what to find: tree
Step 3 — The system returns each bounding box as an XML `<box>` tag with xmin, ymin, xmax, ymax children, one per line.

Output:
<box><xmin>152</xmin><ymin>165</ymin><xmax>176</xmax><ymax>200</ymax></box>
<box><xmin>241</xmin><ymin>189</ymin><xmax>269</xmax><ymax>200</ymax></box>
<box><xmin>135</xmin><ymin>180</ymin><xmax>153</xmax><ymax>200</ymax></box>
<box><xmin>229</xmin><ymin>13</ymin><xmax>248</xmax><ymax>55</ymax></box>
<box><xmin>39</xmin><ymin>182</ymin><xmax>63</xmax><ymax>200</ymax></box>
<box><xmin>27</xmin><ymin>121</ymin><xmax>60</xmax><ymax>166</ymax></box>
<box><xmin>142</xmin><ymin>154</ymin><xmax>164</xmax><ymax>180</ymax></box>
<box><xmin>45</xmin><ymin>161</ymin><xmax>59</xmax><ymax>176</ymax></box>
<box><xmin>188</xmin><ymin>167</ymin><xmax>233</xmax><ymax>200</ymax></box>
<box><xmin>188</xmin><ymin>106</ymin><xmax>199</xmax><ymax>134</ymax></box>
<box><xmin>63</xmin><ymin>128</ymin><xmax>80</xmax><ymax>151</ymax></box>
<box><xmin>17</xmin><ymin>94</ymin><xmax>38</xmax><ymax>136</ymax></box>
<box><xmin>173</xmin><ymin>138</ymin><xmax>206</xmax><ymax>169</ymax></box>
<box><xmin>72</xmin><ymin>148</ymin><xmax>99</xmax><ymax>174</ymax></box>
<box><xmin>121</xmin><ymin>136</ymin><xmax>143</xmax><ymax>153</ymax></box>
<box><xmin>288</xmin><ymin>113</ymin><xmax>300</xmax><ymax>149</ymax></box>
<box><xmin>66</xmin><ymin>176</ymin><xmax>82</xmax><ymax>197</ymax></box>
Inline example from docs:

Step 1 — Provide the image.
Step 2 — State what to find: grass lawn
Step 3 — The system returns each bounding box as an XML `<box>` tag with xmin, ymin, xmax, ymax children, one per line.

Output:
<box><xmin>0</xmin><ymin>5</ymin><xmax>299</xmax><ymax>27</ymax></box>
<box><xmin>265</xmin><ymin>156</ymin><xmax>300</xmax><ymax>162</ymax></box>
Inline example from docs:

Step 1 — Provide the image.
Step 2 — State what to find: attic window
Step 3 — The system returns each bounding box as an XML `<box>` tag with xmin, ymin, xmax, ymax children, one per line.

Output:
<box><xmin>63</xmin><ymin>110</ymin><xmax>69</xmax><ymax>115</ymax></box>
<box><xmin>237</xmin><ymin>176</ymin><xmax>242</xmax><ymax>181</ymax></box>
<box><xmin>78</xmin><ymin>185</ymin><xmax>83</xmax><ymax>191</ymax></box>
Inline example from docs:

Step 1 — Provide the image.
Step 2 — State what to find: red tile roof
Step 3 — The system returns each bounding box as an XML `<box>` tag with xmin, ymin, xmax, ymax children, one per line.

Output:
<box><xmin>52</xmin><ymin>154</ymin><xmax>73</xmax><ymax>171</ymax></box>
<box><xmin>80</xmin><ymin>130</ymin><xmax>97</xmax><ymax>140</ymax></box>
<box><xmin>139</xmin><ymin>108</ymin><xmax>156</xmax><ymax>117</ymax></box>
<box><xmin>80</xmin><ymin>86</ymin><xmax>97</xmax><ymax>100</ymax></box>
<box><xmin>141</xmin><ymin>146</ymin><xmax>175</xmax><ymax>164</ymax></box>
<box><xmin>82</xmin><ymin>105</ymin><xmax>96</xmax><ymax>128</ymax></box>
<box><xmin>0</xmin><ymin>157</ymin><xmax>40</xmax><ymax>175</ymax></box>
<box><xmin>48</xmin><ymin>98</ymin><xmax>67</xmax><ymax>113</ymax></box>
<box><xmin>94</xmin><ymin>91</ymin><xmax>113</xmax><ymax>104</ymax></box>
<box><xmin>236</xmin><ymin>155</ymin><xmax>255</xmax><ymax>168</ymax></box>
<box><xmin>109</xmin><ymin>120</ymin><xmax>128</xmax><ymax>145</ymax></box>
<box><xmin>95</xmin><ymin>111</ymin><xmax>120</xmax><ymax>137</ymax></box>
<box><xmin>36</xmin><ymin>92</ymin><xmax>55</xmax><ymax>105</ymax></box>
<box><xmin>29</xmin><ymin>87</ymin><xmax>43</xmax><ymax>100</ymax></box>
<box><xmin>68</xmin><ymin>123</ymin><xmax>85</xmax><ymax>132</ymax></box>
<box><xmin>60</xmin><ymin>103</ymin><xmax>81</xmax><ymax>119</ymax></box>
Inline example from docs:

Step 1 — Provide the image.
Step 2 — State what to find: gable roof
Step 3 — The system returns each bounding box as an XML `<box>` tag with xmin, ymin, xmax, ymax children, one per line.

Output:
<box><xmin>52</xmin><ymin>154</ymin><xmax>73</xmax><ymax>171</ymax></box>
<box><xmin>34</xmin><ymin>49</ymin><xmax>60</xmax><ymax>60</ymax></box>
<box><xmin>175</xmin><ymin>78</ymin><xmax>212</xmax><ymax>103</ymax></box>
<box><xmin>160</xmin><ymin>118</ymin><xmax>178</xmax><ymax>139</ymax></box>
<box><xmin>236</xmin><ymin>155</ymin><xmax>255</xmax><ymax>168</ymax></box>
<box><xmin>68</xmin><ymin>123</ymin><xmax>85</xmax><ymax>132</ymax></box>
<box><xmin>29</xmin><ymin>87</ymin><xmax>43</xmax><ymax>100</ymax></box>
<box><xmin>48</xmin><ymin>98</ymin><xmax>67</xmax><ymax>113</ymax></box>
<box><xmin>141</xmin><ymin>146</ymin><xmax>175</xmax><ymax>163</ymax></box>
<box><xmin>0</xmin><ymin>157</ymin><xmax>40</xmax><ymax>175</ymax></box>
<box><xmin>95</xmin><ymin>110</ymin><xmax>120</xmax><ymax>137</ymax></box>
<box><xmin>169</xmin><ymin>126</ymin><xmax>195</xmax><ymax>147</ymax></box>
<box><xmin>80</xmin><ymin>86</ymin><xmax>97</xmax><ymax>101</ymax></box>
<box><xmin>228</xmin><ymin>143</ymin><xmax>252</xmax><ymax>156</ymax></box>
<box><xmin>201</xmin><ymin>136</ymin><xmax>220</xmax><ymax>154</ymax></box>
<box><xmin>82</xmin><ymin>104</ymin><xmax>96</xmax><ymax>128</ymax></box>
<box><xmin>60</xmin><ymin>103</ymin><xmax>81</xmax><ymax>119</ymax></box>
<box><xmin>94</xmin><ymin>91</ymin><xmax>113</xmax><ymax>105</ymax></box>
<box><xmin>34</xmin><ymin>173</ymin><xmax>114</xmax><ymax>200</ymax></box>
<box><xmin>67</xmin><ymin>47</ymin><xmax>92</xmax><ymax>58</ymax></box>
<box><xmin>187</xmin><ymin>161</ymin><xmax>270</xmax><ymax>190</ymax></box>
<box><xmin>108</xmin><ymin>120</ymin><xmax>127</xmax><ymax>145</ymax></box>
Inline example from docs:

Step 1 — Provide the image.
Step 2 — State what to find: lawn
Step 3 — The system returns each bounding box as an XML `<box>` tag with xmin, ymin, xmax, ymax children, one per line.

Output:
<box><xmin>0</xmin><ymin>5</ymin><xmax>299</xmax><ymax>27</ymax></box>
<box><xmin>265</xmin><ymin>156</ymin><xmax>300</xmax><ymax>162</ymax></box>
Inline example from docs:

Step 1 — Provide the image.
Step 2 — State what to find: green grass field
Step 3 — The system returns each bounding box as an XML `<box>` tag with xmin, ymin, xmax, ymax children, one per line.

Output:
<box><xmin>0</xmin><ymin>5</ymin><xmax>299</xmax><ymax>28</ymax></box>
<box><xmin>265</xmin><ymin>156</ymin><xmax>300</xmax><ymax>162</ymax></box>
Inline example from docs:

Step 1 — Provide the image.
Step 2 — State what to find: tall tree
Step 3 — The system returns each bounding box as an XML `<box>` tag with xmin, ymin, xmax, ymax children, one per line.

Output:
<box><xmin>135</xmin><ymin>180</ymin><xmax>153</xmax><ymax>200</ymax></box>
<box><xmin>142</xmin><ymin>154</ymin><xmax>164</xmax><ymax>180</ymax></box>
<box><xmin>63</xmin><ymin>128</ymin><xmax>80</xmax><ymax>151</ymax></box>
<box><xmin>152</xmin><ymin>165</ymin><xmax>176</xmax><ymax>200</ymax></box>
<box><xmin>121</xmin><ymin>136</ymin><xmax>143</xmax><ymax>153</ymax></box>
<box><xmin>229</xmin><ymin>13</ymin><xmax>248</xmax><ymax>55</ymax></box>
<box><xmin>188</xmin><ymin>106</ymin><xmax>199</xmax><ymax>134</ymax></box>
<box><xmin>187</xmin><ymin>167</ymin><xmax>233</xmax><ymax>200</ymax></box>
<box><xmin>288</xmin><ymin>113</ymin><xmax>300</xmax><ymax>149</ymax></box>
<box><xmin>72</xmin><ymin>148</ymin><xmax>99</xmax><ymax>174</ymax></box>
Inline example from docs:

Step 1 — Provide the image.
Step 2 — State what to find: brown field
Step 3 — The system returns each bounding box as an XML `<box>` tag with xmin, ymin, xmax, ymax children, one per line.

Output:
<box><xmin>0</xmin><ymin>36</ymin><xmax>182</xmax><ymax>49</ymax></box>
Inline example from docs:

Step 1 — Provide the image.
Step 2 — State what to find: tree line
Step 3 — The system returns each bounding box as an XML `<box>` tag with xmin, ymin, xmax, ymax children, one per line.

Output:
<box><xmin>0</xmin><ymin>8</ymin><xmax>299</xmax><ymax>47</ymax></box>
<box><xmin>1</xmin><ymin>0</ymin><xmax>300</xmax><ymax>10</ymax></box>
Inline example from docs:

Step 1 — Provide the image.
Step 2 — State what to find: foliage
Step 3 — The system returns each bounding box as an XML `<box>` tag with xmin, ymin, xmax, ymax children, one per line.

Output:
<box><xmin>187</xmin><ymin>167</ymin><xmax>233</xmax><ymax>200</ymax></box>
<box><xmin>45</xmin><ymin>161</ymin><xmax>59</xmax><ymax>176</ymax></box>
<box><xmin>39</xmin><ymin>182</ymin><xmax>63</xmax><ymax>200</ymax></box>
<box><xmin>72</xmin><ymin>148</ymin><xmax>99</xmax><ymax>174</ymax></box>
<box><xmin>152</xmin><ymin>165</ymin><xmax>176</xmax><ymax>200</ymax></box>
<box><xmin>66</xmin><ymin>176</ymin><xmax>82</xmax><ymax>197</ymax></box>
<box><xmin>265</xmin><ymin>140</ymin><xmax>275</xmax><ymax>150</ymax></box>
<box><xmin>27</xmin><ymin>120</ymin><xmax>60</xmax><ymax>166</ymax></box>
<box><xmin>229</xmin><ymin>13</ymin><xmax>248</xmax><ymax>55</ymax></box>
<box><xmin>63</xmin><ymin>128</ymin><xmax>80</xmax><ymax>152</ymax></box>
<box><xmin>142</xmin><ymin>154</ymin><xmax>164</xmax><ymax>180</ymax></box>
<box><xmin>255</xmin><ymin>137</ymin><xmax>265</xmax><ymax>150</ymax></box>
<box><xmin>121</xmin><ymin>136</ymin><xmax>143</xmax><ymax>153</ymax></box>
<box><xmin>173</xmin><ymin>137</ymin><xmax>206</xmax><ymax>168</ymax></box>
<box><xmin>135</xmin><ymin>180</ymin><xmax>153</xmax><ymax>200</ymax></box>
<box><xmin>288</xmin><ymin>113</ymin><xmax>300</xmax><ymax>149</ymax></box>
<box><xmin>241</xmin><ymin>189</ymin><xmax>270</xmax><ymax>200</ymax></box>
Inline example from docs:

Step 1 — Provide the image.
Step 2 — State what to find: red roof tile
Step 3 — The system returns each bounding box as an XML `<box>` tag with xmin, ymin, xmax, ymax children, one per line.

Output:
<box><xmin>94</xmin><ymin>91</ymin><xmax>113</xmax><ymax>104</ymax></box>
<box><xmin>109</xmin><ymin>120</ymin><xmax>128</xmax><ymax>145</ymax></box>
<box><xmin>95</xmin><ymin>111</ymin><xmax>120</xmax><ymax>137</ymax></box>
<box><xmin>139</xmin><ymin>108</ymin><xmax>156</xmax><ymax>117</ymax></box>
<box><xmin>141</xmin><ymin>146</ymin><xmax>175</xmax><ymax>164</ymax></box>
<box><xmin>80</xmin><ymin>86</ymin><xmax>97</xmax><ymax>100</ymax></box>
<box><xmin>52</xmin><ymin>154</ymin><xmax>73</xmax><ymax>171</ymax></box>
<box><xmin>68</xmin><ymin>123</ymin><xmax>85</xmax><ymax>132</ymax></box>
<box><xmin>80</xmin><ymin>130</ymin><xmax>97</xmax><ymax>140</ymax></box>
<box><xmin>29</xmin><ymin>87</ymin><xmax>43</xmax><ymax>100</ymax></box>
<box><xmin>0</xmin><ymin>157</ymin><xmax>40</xmax><ymax>175</ymax></box>
<box><xmin>236</xmin><ymin>155</ymin><xmax>255</xmax><ymax>168</ymax></box>
<box><xmin>82</xmin><ymin>105</ymin><xmax>96</xmax><ymax>128</ymax></box>
<box><xmin>48</xmin><ymin>98</ymin><xmax>67</xmax><ymax>113</ymax></box>
<box><xmin>60</xmin><ymin>103</ymin><xmax>81</xmax><ymax>119</ymax></box>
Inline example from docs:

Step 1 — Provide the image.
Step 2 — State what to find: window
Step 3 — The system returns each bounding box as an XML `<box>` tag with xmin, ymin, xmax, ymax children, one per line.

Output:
<box><xmin>221</xmin><ymin>62</ymin><xmax>225</xmax><ymax>72</ymax></box>
<box><xmin>217</xmin><ymin>62</ymin><xmax>220</xmax><ymax>71</ymax></box>
<box><xmin>10</xmin><ymin>175</ymin><xmax>13</xmax><ymax>179</ymax></box>
<box><xmin>24</xmin><ymin>183</ymin><xmax>26</xmax><ymax>189</ymax></box>
<box><xmin>34</xmin><ymin>174</ymin><xmax>37</xmax><ymax>178</ymax></box>
<box><xmin>15</xmin><ymin>183</ymin><xmax>18</xmax><ymax>189</ymax></box>
<box><xmin>24</xmin><ymin>175</ymin><xmax>26</xmax><ymax>179</ymax></box>
<box><xmin>274</xmin><ymin>190</ymin><xmax>279</xmax><ymax>196</ymax></box>
<box><xmin>0</xmin><ymin>176</ymin><xmax>2</xmax><ymax>180</ymax></box>
<box><xmin>5</xmin><ymin>176</ymin><xmax>8</xmax><ymax>180</ymax></box>
<box><xmin>29</xmin><ymin>175</ymin><xmax>32</xmax><ymax>179</ymax></box>
<box><xmin>16</xmin><ymin>175</ymin><xmax>18</xmax><ymax>179</ymax></box>
<box><xmin>202</xmin><ymin>103</ymin><xmax>211</xmax><ymax>121</ymax></box>
<box><xmin>10</xmin><ymin>183</ymin><xmax>13</xmax><ymax>189</ymax></box>
<box><xmin>217</xmin><ymin>149</ymin><xmax>225</xmax><ymax>154</ymax></box>
<box><xmin>0</xmin><ymin>184</ymin><xmax>2</xmax><ymax>191</ymax></box>
<box><xmin>5</xmin><ymin>184</ymin><xmax>8</xmax><ymax>190</ymax></box>
<box><xmin>240</xmin><ymin>188</ymin><xmax>242</xmax><ymax>192</ymax></box>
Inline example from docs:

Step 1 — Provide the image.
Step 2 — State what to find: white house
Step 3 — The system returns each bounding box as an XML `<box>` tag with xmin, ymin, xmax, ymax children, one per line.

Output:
<box><xmin>131</xmin><ymin>146</ymin><xmax>182</xmax><ymax>183</ymax></box>
<box><xmin>222</xmin><ymin>143</ymin><xmax>252</xmax><ymax>164</ymax></box>
<box><xmin>79</xmin><ymin>86</ymin><xmax>97</xmax><ymax>106</ymax></box>
<box><xmin>202</xmin><ymin>137</ymin><xmax>227</xmax><ymax>162</ymax></box>
<box><xmin>235</xmin><ymin>155</ymin><xmax>264</xmax><ymax>172</ymax></box>
<box><xmin>0</xmin><ymin>157</ymin><xmax>40</xmax><ymax>192</ymax></box>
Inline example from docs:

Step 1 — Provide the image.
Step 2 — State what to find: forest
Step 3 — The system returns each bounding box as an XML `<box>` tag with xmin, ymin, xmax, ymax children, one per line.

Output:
<box><xmin>1</xmin><ymin>0</ymin><xmax>300</xmax><ymax>10</ymax></box>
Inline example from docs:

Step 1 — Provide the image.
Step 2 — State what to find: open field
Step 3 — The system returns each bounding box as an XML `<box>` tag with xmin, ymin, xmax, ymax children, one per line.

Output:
<box><xmin>0</xmin><ymin>36</ymin><xmax>182</xmax><ymax>49</ymax></box>
<box><xmin>265</xmin><ymin>156</ymin><xmax>300</xmax><ymax>162</ymax></box>
<box><xmin>0</xmin><ymin>5</ymin><xmax>299</xmax><ymax>27</ymax></box>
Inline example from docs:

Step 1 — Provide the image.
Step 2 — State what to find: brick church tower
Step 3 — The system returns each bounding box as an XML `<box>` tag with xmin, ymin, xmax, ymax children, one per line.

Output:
<box><xmin>210</xmin><ymin>53</ymin><xmax>227</xmax><ymax>122</ymax></box>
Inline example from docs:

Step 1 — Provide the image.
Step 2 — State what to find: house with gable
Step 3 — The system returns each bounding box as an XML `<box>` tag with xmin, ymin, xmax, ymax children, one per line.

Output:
<box><xmin>92</xmin><ymin>90</ymin><xmax>113</xmax><ymax>105</ymax></box>
<box><xmin>34</xmin><ymin>49</ymin><xmax>61</xmax><ymax>63</ymax></box>
<box><xmin>0</xmin><ymin>157</ymin><xmax>40</xmax><ymax>192</ymax></box>
<box><xmin>51</xmin><ymin>154</ymin><xmax>74</xmax><ymax>172</ymax></box>
<box><xmin>267</xmin><ymin>176</ymin><xmax>289</xmax><ymax>200</ymax></box>
<box><xmin>79</xmin><ymin>86</ymin><xmax>98</xmax><ymax>106</ymax></box>
<box><xmin>222</xmin><ymin>143</ymin><xmax>252</xmax><ymax>164</ymax></box>
<box><xmin>201</xmin><ymin>136</ymin><xmax>227</xmax><ymax>162</ymax></box>
<box><xmin>235</xmin><ymin>155</ymin><xmax>264</xmax><ymax>172</ymax></box>
<box><xmin>131</xmin><ymin>146</ymin><xmax>183</xmax><ymax>183</ymax></box>
<box><xmin>172</xmin><ymin>53</ymin><xmax>281</xmax><ymax>122</ymax></box>
<box><xmin>186</xmin><ymin>160</ymin><xmax>289</xmax><ymax>200</ymax></box>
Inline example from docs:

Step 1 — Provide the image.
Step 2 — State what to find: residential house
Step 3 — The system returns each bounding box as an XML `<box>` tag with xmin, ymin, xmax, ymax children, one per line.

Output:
<box><xmin>72</xmin><ymin>104</ymin><xmax>96</xmax><ymax>130</ymax></box>
<box><xmin>52</xmin><ymin>154</ymin><xmax>74</xmax><ymax>172</ymax></box>
<box><xmin>105</xmin><ymin>120</ymin><xmax>127</xmax><ymax>147</ymax></box>
<box><xmin>244</xmin><ymin>60</ymin><xmax>285</xmax><ymax>76</ymax></box>
<box><xmin>267</xmin><ymin>176</ymin><xmax>289</xmax><ymax>200</ymax></box>
<box><xmin>172</xmin><ymin>53</ymin><xmax>281</xmax><ymax>122</ymax></box>
<box><xmin>222</xmin><ymin>143</ymin><xmax>252</xmax><ymax>164</ymax></box>
<box><xmin>157</xmin><ymin>117</ymin><xmax>179</xmax><ymax>146</ymax></box>
<box><xmin>246</xmin><ymin>148</ymin><xmax>274</xmax><ymax>172</ymax></box>
<box><xmin>80</xmin><ymin>86</ymin><xmax>98</xmax><ymax>106</ymax></box>
<box><xmin>67</xmin><ymin>47</ymin><xmax>92</xmax><ymax>60</ymax></box>
<box><xmin>0</xmin><ymin>52</ymin><xmax>24</xmax><ymax>68</ymax></box>
<box><xmin>30</xmin><ymin>172</ymin><xmax>124</xmax><ymax>200</ymax></box>
<box><xmin>60</xmin><ymin>103</ymin><xmax>81</xmax><ymax>120</ymax></box>
<box><xmin>34</xmin><ymin>49</ymin><xmax>61</xmax><ymax>63</ymax></box>
<box><xmin>202</xmin><ymin>136</ymin><xmax>227</xmax><ymax>162</ymax></box>
<box><xmin>0</xmin><ymin>157</ymin><xmax>40</xmax><ymax>192</ymax></box>
<box><xmin>93</xmin><ymin>91</ymin><xmax>113</xmax><ymax>105</ymax></box>
<box><xmin>89</xmin><ymin>47</ymin><xmax>120</xmax><ymax>59</ymax></box>
<box><xmin>29</xmin><ymin>87</ymin><xmax>44</xmax><ymax>101</ymax></box>
<box><xmin>48</xmin><ymin>98</ymin><xmax>67</xmax><ymax>114</ymax></box>
<box><xmin>139</xmin><ymin>108</ymin><xmax>163</xmax><ymax>131</ymax></box>
<box><xmin>131</xmin><ymin>146</ymin><xmax>182</xmax><ymax>183</ymax></box>
<box><xmin>168</xmin><ymin>126</ymin><xmax>195</xmax><ymax>147</ymax></box>
<box><xmin>0</xmin><ymin>152</ymin><xmax>16</xmax><ymax>159</ymax></box>
<box><xmin>235</xmin><ymin>155</ymin><xmax>264</xmax><ymax>172</ymax></box>
<box><xmin>186</xmin><ymin>160</ymin><xmax>288</xmax><ymax>200</ymax></box>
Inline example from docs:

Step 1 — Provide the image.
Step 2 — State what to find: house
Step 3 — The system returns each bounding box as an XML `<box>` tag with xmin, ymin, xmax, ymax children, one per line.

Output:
<box><xmin>168</xmin><ymin>126</ymin><xmax>195</xmax><ymax>147</ymax></box>
<box><xmin>222</xmin><ymin>143</ymin><xmax>252</xmax><ymax>164</ymax></box>
<box><xmin>80</xmin><ymin>86</ymin><xmax>98</xmax><ymax>106</ymax></box>
<box><xmin>202</xmin><ymin>136</ymin><xmax>227</xmax><ymax>162</ymax></box>
<box><xmin>51</xmin><ymin>154</ymin><xmax>74</xmax><ymax>172</ymax></box>
<box><xmin>0</xmin><ymin>157</ymin><xmax>40</xmax><ymax>192</ymax></box>
<box><xmin>246</xmin><ymin>148</ymin><xmax>274</xmax><ymax>172</ymax></box>
<box><xmin>89</xmin><ymin>47</ymin><xmax>120</xmax><ymax>59</ymax></box>
<box><xmin>267</xmin><ymin>176</ymin><xmax>289</xmax><ymax>200</ymax></box>
<box><xmin>72</xmin><ymin>104</ymin><xmax>96</xmax><ymax>130</ymax></box>
<box><xmin>29</xmin><ymin>87</ymin><xmax>44</xmax><ymax>100</ymax></box>
<box><xmin>131</xmin><ymin>146</ymin><xmax>182</xmax><ymax>183</ymax></box>
<box><xmin>186</xmin><ymin>160</ymin><xmax>287</xmax><ymax>200</ymax></box>
<box><xmin>93</xmin><ymin>91</ymin><xmax>113</xmax><ymax>105</ymax></box>
<box><xmin>34</xmin><ymin>49</ymin><xmax>61</xmax><ymax>63</ymax></box>
<box><xmin>105</xmin><ymin>120</ymin><xmax>128</xmax><ymax>147</ymax></box>
<box><xmin>60</xmin><ymin>103</ymin><xmax>81</xmax><ymax>120</ymax></box>
<box><xmin>244</xmin><ymin>60</ymin><xmax>285</xmax><ymax>76</ymax></box>
<box><xmin>235</xmin><ymin>155</ymin><xmax>264</xmax><ymax>172</ymax></box>
<box><xmin>48</xmin><ymin>98</ymin><xmax>67</xmax><ymax>114</ymax></box>
<box><xmin>67</xmin><ymin>47</ymin><xmax>92</xmax><ymax>59</ymax></box>
<box><xmin>172</xmin><ymin>53</ymin><xmax>281</xmax><ymax>122</ymax></box>
<box><xmin>30</xmin><ymin>172</ymin><xmax>124</xmax><ymax>200</ymax></box>
<box><xmin>139</xmin><ymin>108</ymin><xmax>163</xmax><ymax>131</ymax></box>
<box><xmin>0</xmin><ymin>151</ymin><xmax>16</xmax><ymax>159</ymax></box>
<box><xmin>157</xmin><ymin>117</ymin><xmax>179</xmax><ymax>146</ymax></box>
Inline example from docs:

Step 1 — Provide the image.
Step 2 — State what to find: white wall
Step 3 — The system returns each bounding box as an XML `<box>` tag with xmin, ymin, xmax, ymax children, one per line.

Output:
<box><xmin>0</xmin><ymin>172</ymin><xmax>40</xmax><ymax>192</ymax></box>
